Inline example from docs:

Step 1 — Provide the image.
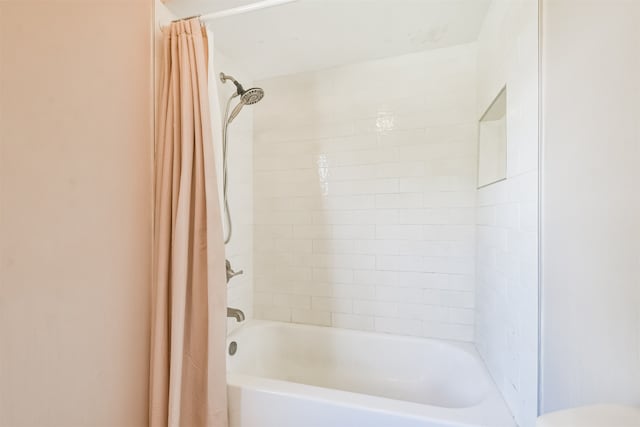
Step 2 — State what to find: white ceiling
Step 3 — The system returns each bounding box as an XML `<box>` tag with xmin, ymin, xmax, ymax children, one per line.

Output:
<box><xmin>165</xmin><ymin>0</ymin><xmax>492</xmax><ymax>81</ymax></box>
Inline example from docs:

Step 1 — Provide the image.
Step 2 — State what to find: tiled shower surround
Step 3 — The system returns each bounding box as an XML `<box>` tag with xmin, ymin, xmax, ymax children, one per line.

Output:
<box><xmin>473</xmin><ymin>2</ymin><xmax>539</xmax><ymax>426</ymax></box>
<box><xmin>253</xmin><ymin>44</ymin><xmax>479</xmax><ymax>341</ymax></box>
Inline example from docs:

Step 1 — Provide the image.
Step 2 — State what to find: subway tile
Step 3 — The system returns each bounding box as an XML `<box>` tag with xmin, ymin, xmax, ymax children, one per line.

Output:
<box><xmin>398</xmin><ymin>178</ymin><xmax>427</xmax><ymax>193</ymax></box>
<box><xmin>312</xmin><ymin>268</ymin><xmax>354</xmax><ymax>283</ymax></box>
<box><xmin>424</xmin><ymin>123</ymin><xmax>476</xmax><ymax>144</ymax></box>
<box><xmin>477</xmin><ymin>181</ymin><xmax>509</xmax><ymax>206</ymax></box>
<box><xmin>328</xmin><ymin>164</ymin><xmax>377</xmax><ymax>181</ymax></box>
<box><xmin>405</xmin><ymin>241</ymin><xmax>475</xmax><ymax>258</ymax></box>
<box><xmin>332</xmin><ymin>313</ymin><xmax>375</xmax><ymax>331</ymax></box>
<box><xmin>400</xmin><ymin>208</ymin><xmax>476</xmax><ymax>225</ymax></box>
<box><xmin>476</xmin><ymin>206</ymin><xmax>497</xmax><ymax>226</ymax></box>
<box><xmin>377</xmin><ymin>128</ymin><xmax>427</xmax><ymax>146</ymax></box>
<box><xmin>353</xmin><ymin>269</ymin><xmax>398</xmax><ymax>286</ymax></box>
<box><xmin>254</xmin><ymin>211</ymin><xmax>312</xmax><ymax>225</ymax></box>
<box><xmin>394</xmin><ymin>271</ymin><xmax>436</xmax><ymax>288</ymax></box>
<box><xmin>256</xmin><ymin>196</ymin><xmax>321</xmax><ymax>212</ymax></box>
<box><xmin>289</xmin><ymin>282</ymin><xmax>331</xmax><ymax>297</ymax></box>
<box><xmin>423</xmin><ymin>322</ymin><xmax>474</xmax><ymax>341</ymax></box>
<box><xmin>312</xmin><ymin>239</ymin><xmax>356</xmax><ymax>254</ymax></box>
<box><xmin>254</xmin><ymin>225</ymin><xmax>293</xmax><ymax>239</ymax></box>
<box><xmin>375</xmin><ymin>193</ymin><xmax>423</xmax><ymax>209</ymax></box>
<box><xmin>257</xmin><ymin>266</ymin><xmax>312</xmax><ymax>283</ymax></box>
<box><xmin>449</xmin><ymin>308</ymin><xmax>475</xmax><ymax>325</ymax></box>
<box><xmin>325</xmin><ymin>179</ymin><xmax>397</xmax><ymax>195</ymax></box>
<box><xmin>396</xmin><ymin>303</ymin><xmax>449</xmax><ymax>322</ymax></box>
<box><xmin>254</xmin><ymin>154</ymin><xmax>315</xmax><ymax>171</ymax></box>
<box><xmin>272</xmin><ymin>293</ymin><xmax>312</xmax><ymax>309</ymax></box>
<box><xmin>353</xmin><ymin>300</ymin><xmax>397</xmax><ymax>317</ymax></box>
<box><xmin>375</xmin><ymin>225</ymin><xmax>423</xmax><ymax>240</ymax></box>
<box><xmin>312</xmin><ymin>296</ymin><xmax>353</xmax><ymax>313</ymax></box>
<box><xmin>397</xmin><ymin>142</ymin><xmax>474</xmax><ymax>162</ymax></box>
<box><xmin>328</xmin><ymin>283</ymin><xmax>376</xmax><ymax>299</ymax></box>
<box><xmin>354</xmin><ymin>239</ymin><xmax>403</xmax><ymax>255</ymax></box>
<box><xmin>317</xmin><ymin>134</ymin><xmax>377</xmax><ymax>152</ymax></box>
<box><xmin>425</xmin><ymin>156</ymin><xmax>477</xmax><ymax>176</ymax></box>
<box><xmin>375</xmin><ymin>317</ymin><xmax>422</xmax><ymax>337</ymax></box>
<box><xmin>250</xmin><ymin>42</ymin><xmax>534</xmax><ymax>347</ymax></box>
<box><xmin>436</xmin><ymin>175</ymin><xmax>477</xmax><ymax>191</ymax></box>
<box><xmin>292</xmin><ymin>225</ymin><xmax>332</xmax><ymax>239</ymax></box>
<box><xmin>374</xmin><ymin>209</ymin><xmax>400</xmax><ymax>225</ymax></box>
<box><xmin>376</xmin><ymin>162</ymin><xmax>424</xmax><ymax>178</ymax></box>
<box><xmin>423</xmin><ymin>191</ymin><xmax>477</xmax><ymax>208</ymax></box>
<box><xmin>376</xmin><ymin>286</ymin><xmax>423</xmax><ymax>303</ymax></box>
<box><xmin>520</xmin><ymin>201</ymin><xmax>537</xmax><ymax>232</ymax></box>
<box><xmin>314</xmin><ymin>210</ymin><xmax>384</xmax><ymax>225</ymax></box>
<box><xmin>423</xmin><ymin>289</ymin><xmax>475</xmax><ymax>308</ymax></box>
<box><xmin>331</xmin><ymin>225</ymin><xmax>376</xmax><ymax>240</ymax></box>
<box><xmin>376</xmin><ymin>255</ymin><xmax>424</xmax><ymax>272</ymax></box>
<box><xmin>373</xmin><ymin>179</ymin><xmax>401</xmax><ymax>194</ymax></box>
<box><xmin>323</xmin><ymin>195</ymin><xmax>375</xmax><ymax>210</ymax></box>
<box><xmin>255</xmin><ymin>305</ymin><xmax>291</xmax><ymax>322</ymax></box>
<box><xmin>330</xmin><ymin>148</ymin><xmax>398</xmax><ymax>166</ymax></box>
<box><xmin>275</xmin><ymin>239</ymin><xmax>313</xmax><ymax>253</ymax></box>
<box><xmin>423</xmin><ymin>256</ymin><xmax>475</xmax><ymax>274</ymax></box>
<box><xmin>294</xmin><ymin>253</ymin><xmax>375</xmax><ymax>270</ymax></box>
<box><xmin>423</xmin><ymin>225</ymin><xmax>475</xmax><ymax>241</ymax></box>
<box><xmin>254</xmin><ymin>292</ymin><xmax>273</xmax><ymax>306</ymax></box>
<box><xmin>291</xmin><ymin>309</ymin><xmax>331</xmax><ymax>326</ymax></box>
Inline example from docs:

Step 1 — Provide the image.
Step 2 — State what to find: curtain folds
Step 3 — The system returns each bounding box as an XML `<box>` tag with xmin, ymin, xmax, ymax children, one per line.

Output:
<box><xmin>150</xmin><ymin>18</ymin><xmax>228</xmax><ymax>427</ymax></box>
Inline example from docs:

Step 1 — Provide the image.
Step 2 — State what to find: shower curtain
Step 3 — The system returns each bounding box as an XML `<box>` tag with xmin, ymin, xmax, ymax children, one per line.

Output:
<box><xmin>150</xmin><ymin>18</ymin><xmax>228</xmax><ymax>427</ymax></box>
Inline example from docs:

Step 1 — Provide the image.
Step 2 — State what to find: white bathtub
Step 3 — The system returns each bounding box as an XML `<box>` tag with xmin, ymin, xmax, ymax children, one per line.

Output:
<box><xmin>227</xmin><ymin>321</ymin><xmax>515</xmax><ymax>427</ymax></box>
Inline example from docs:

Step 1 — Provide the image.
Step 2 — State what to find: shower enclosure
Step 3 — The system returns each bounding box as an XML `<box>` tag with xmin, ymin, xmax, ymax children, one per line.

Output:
<box><xmin>164</xmin><ymin>0</ymin><xmax>540</xmax><ymax>426</ymax></box>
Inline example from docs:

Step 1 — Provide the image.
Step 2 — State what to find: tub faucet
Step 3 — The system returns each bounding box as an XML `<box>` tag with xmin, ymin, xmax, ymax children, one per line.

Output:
<box><xmin>227</xmin><ymin>307</ymin><xmax>245</xmax><ymax>322</ymax></box>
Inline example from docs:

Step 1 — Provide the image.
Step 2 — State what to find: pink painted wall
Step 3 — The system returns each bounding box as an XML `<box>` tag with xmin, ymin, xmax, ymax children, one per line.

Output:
<box><xmin>0</xmin><ymin>1</ymin><xmax>153</xmax><ymax>425</ymax></box>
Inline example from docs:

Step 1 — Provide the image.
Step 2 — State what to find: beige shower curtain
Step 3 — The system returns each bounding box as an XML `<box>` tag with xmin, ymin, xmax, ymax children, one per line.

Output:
<box><xmin>150</xmin><ymin>18</ymin><xmax>228</xmax><ymax>427</ymax></box>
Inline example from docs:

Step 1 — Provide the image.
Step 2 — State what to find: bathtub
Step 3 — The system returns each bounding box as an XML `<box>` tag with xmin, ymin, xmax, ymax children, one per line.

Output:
<box><xmin>227</xmin><ymin>320</ymin><xmax>515</xmax><ymax>427</ymax></box>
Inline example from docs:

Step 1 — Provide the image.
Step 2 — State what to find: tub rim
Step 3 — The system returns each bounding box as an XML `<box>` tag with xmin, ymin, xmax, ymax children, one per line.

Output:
<box><xmin>226</xmin><ymin>320</ymin><xmax>516</xmax><ymax>427</ymax></box>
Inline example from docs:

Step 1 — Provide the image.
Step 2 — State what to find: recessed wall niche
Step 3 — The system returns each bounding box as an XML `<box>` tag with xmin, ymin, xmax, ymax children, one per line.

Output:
<box><xmin>478</xmin><ymin>87</ymin><xmax>507</xmax><ymax>188</ymax></box>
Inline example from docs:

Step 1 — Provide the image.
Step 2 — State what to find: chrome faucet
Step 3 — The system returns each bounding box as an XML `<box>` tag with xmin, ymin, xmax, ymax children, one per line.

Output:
<box><xmin>227</xmin><ymin>307</ymin><xmax>245</xmax><ymax>322</ymax></box>
<box><xmin>226</xmin><ymin>259</ymin><xmax>243</xmax><ymax>283</ymax></box>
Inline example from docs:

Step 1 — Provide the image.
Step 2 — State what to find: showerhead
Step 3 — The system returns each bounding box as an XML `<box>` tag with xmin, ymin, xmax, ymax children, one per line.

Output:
<box><xmin>240</xmin><ymin>87</ymin><xmax>264</xmax><ymax>105</ymax></box>
<box><xmin>221</xmin><ymin>72</ymin><xmax>264</xmax><ymax>123</ymax></box>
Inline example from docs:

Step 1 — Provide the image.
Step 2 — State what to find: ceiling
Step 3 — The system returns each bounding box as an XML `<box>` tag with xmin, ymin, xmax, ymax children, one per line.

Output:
<box><xmin>165</xmin><ymin>0</ymin><xmax>492</xmax><ymax>81</ymax></box>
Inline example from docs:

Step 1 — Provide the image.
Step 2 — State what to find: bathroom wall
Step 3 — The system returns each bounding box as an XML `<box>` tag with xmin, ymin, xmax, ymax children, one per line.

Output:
<box><xmin>541</xmin><ymin>0</ymin><xmax>640</xmax><ymax>413</ymax></box>
<box><xmin>0</xmin><ymin>1</ymin><xmax>153</xmax><ymax>425</ymax></box>
<box><xmin>253</xmin><ymin>44</ymin><xmax>479</xmax><ymax>341</ymax></box>
<box><xmin>473</xmin><ymin>1</ymin><xmax>539</xmax><ymax>426</ymax></box>
<box><xmin>156</xmin><ymin>0</ymin><xmax>255</xmax><ymax>330</ymax></box>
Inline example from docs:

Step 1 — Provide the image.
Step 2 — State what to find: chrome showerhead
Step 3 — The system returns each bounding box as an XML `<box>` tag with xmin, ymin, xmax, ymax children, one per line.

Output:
<box><xmin>240</xmin><ymin>87</ymin><xmax>264</xmax><ymax>105</ymax></box>
<box><xmin>221</xmin><ymin>72</ymin><xmax>264</xmax><ymax>123</ymax></box>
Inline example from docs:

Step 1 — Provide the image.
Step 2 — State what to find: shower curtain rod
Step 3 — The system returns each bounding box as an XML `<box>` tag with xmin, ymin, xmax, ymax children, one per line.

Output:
<box><xmin>173</xmin><ymin>0</ymin><xmax>299</xmax><ymax>22</ymax></box>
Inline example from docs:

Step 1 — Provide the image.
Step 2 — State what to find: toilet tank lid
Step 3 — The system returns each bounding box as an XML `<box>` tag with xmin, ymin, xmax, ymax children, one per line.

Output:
<box><xmin>537</xmin><ymin>404</ymin><xmax>640</xmax><ymax>427</ymax></box>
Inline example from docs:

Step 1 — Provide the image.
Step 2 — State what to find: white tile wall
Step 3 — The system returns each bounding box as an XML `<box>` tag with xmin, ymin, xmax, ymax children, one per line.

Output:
<box><xmin>253</xmin><ymin>43</ymin><xmax>479</xmax><ymax>342</ymax></box>
<box><xmin>211</xmin><ymin>49</ymin><xmax>254</xmax><ymax>332</ymax></box>
<box><xmin>474</xmin><ymin>2</ymin><xmax>539</xmax><ymax>427</ymax></box>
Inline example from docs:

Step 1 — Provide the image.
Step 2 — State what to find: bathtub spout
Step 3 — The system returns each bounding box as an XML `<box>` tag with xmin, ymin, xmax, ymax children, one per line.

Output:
<box><xmin>227</xmin><ymin>307</ymin><xmax>245</xmax><ymax>322</ymax></box>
